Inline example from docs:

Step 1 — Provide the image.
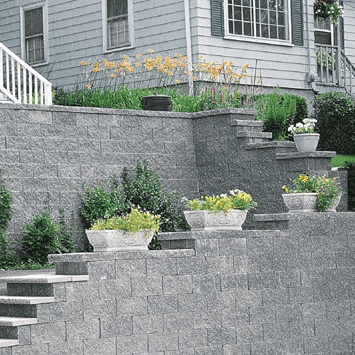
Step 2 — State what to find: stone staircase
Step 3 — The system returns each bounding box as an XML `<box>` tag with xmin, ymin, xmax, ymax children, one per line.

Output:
<box><xmin>0</xmin><ymin>273</ymin><xmax>89</xmax><ymax>349</ymax></box>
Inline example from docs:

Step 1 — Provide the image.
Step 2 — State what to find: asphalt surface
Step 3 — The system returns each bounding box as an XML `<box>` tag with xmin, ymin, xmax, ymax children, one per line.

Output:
<box><xmin>0</xmin><ymin>269</ymin><xmax>55</xmax><ymax>295</ymax></box>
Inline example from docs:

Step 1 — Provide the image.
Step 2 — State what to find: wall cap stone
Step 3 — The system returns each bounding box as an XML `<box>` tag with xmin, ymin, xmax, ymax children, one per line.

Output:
<box><xmin>276</xmin><ymin>151</ymin><xmax>336</xmax><ymax>159</ymax></box>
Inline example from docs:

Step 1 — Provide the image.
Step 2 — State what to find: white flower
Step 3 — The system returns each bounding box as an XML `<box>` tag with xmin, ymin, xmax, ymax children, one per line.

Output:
<box><xmin>296</xmin><ymin>122</ymin><xmax>303</xmax><ymax>128</ymax></box>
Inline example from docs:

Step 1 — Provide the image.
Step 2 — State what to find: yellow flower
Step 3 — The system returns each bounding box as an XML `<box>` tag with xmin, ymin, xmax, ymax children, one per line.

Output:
<box><xmin>86</xmin><ymin>84</ymin><xmax>92</xmax><ymax>89</ymax></box>
<box><xmin>199</xmin><ymin>55</ymin><xmax>204</xmax><ymax>59</ymax></box>
<box><xmin>92</xmin><ymin>67</ymin><xmax>102</xmax><ymax>73</ymax></box>
<box><xmin>110</xmin><ymin>73</ymin><xmax>116</xmax><ymax>78</ymax></box>
<box><xmin>148</xmin><ymin>49</ymin><xmax>154</xmax><ymax>53</ymax></box>
<box><xmin>80</xmin><ymin>61</ymin><xmax>89</xmax><ymax>66</ymax></box>
<box><xmin>136</xmin><ymin>53</ymin><xmax>142</xmax><ymax>58</ymax></box>
<box><xmin>175</xmin><ymin>80</ymin><xmax>181</xmax><ymax>83</ymax></box>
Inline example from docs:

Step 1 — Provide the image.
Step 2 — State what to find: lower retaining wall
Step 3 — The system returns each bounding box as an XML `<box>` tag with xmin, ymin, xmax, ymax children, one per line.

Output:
<box><xmin>31</xmin><ymin>212</ymin><xmax>355</xmax><ymax>354</ymax></box>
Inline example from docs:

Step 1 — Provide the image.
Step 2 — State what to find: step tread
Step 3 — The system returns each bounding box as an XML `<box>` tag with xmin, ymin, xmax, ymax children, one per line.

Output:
<box><xmin>0</xmin><ymin>274</ymin><xmax>89</xmax><ymax>284</ymax></box>
<box><xmin>0</xmin><ymin>338</ymin><xmax>19</xmax><ymax>348</ymax></box>
<box><xmin>0</xmin><ymin>296</ymin><xmax>55</xmax><ymax>304</ymax></box>
<box><xmin>0</xmin><ymin>316</ymin><xmax>37</xmax><ymax>326</ymax></box>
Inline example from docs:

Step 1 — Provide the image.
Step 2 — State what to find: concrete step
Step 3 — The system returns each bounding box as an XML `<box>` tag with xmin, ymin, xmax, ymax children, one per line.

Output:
<box><xmin>0</xmin><ymin>338</ymin><xmax>19</xmax><ymax>348</ymax></box>
<box><xmin>0</xmin><ymin>316</ymin><xmax>37</xmax><ymax>327</ymax></box>
<box><xmin>0</xmin><ymin>296</ymin><xmax>55</xmax><ymax>304</ymax></box>
<box><xmin>0</xmin><ymin>274</ymin><xmax>89</xmax><ymax>284</ymax></box>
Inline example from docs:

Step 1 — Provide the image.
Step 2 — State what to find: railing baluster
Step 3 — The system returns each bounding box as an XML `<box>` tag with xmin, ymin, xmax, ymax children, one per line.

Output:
<box><xmin>6</xmin><ymin>53</ymin><xmax>9</xmax><ymax>92</ymax></box>
<box><xmin>34</xmin><ymin>77</ymin><xmax>38</xmax><ymax>105</ymax></box>
<box><xmin>11</xmin><ymin>57</ymin><xmax>15</xmax><ymax>98</ymax></box>
<box><xmin>17</xmin><ymin>62</ymin><xmax>21</xmax><ymax>102</ymax></box>
<box><xmin>40</xmin><ymin>82</ymin><xmax>44</xmax><ymax>105</ymax></box>
<box><xmin>0</xmin><ymin>48</ymin><xmax>3</xmax><ymax>90</ymax></box>
<box><xmin>29</xmin><ymin>73</ymin><xmax>33</xmax><ymax>104</ymax></box>
<box><xmin>23</xmin><ymin>67</ymin><xmax>27</xmax><ymax>104</ymax></box>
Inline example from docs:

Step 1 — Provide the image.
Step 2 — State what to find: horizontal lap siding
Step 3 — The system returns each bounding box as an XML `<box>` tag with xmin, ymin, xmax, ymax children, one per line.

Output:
<box><xmin>344</xmin><ymin>3</ymin><xmax>355</xmax><ymax>64</ymax></box>
<box><xmin>0</xmin><ymin>0</ymin><xmax>188</xmax><ymax>89</ymax></box>
<box><xmin>191</xmin><ymin>0</ymin><xmax>309</xmax><ymax>90</ymax></box>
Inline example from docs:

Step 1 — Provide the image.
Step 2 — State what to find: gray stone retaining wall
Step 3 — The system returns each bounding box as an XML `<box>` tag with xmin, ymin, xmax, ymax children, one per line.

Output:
<box><xmin>0</xmin><ymin>103</ymin><xmax>199</xmax><ymax>249</ymax></box>
<box><xmin>0</xmin><ymin>104</ymin><xmax>347</xmax><ymax>250</ymax></box>
<box><xmin>38</xmin><ymin>211</ymin><xmax>355</xmax><ymax>355</ymax></box>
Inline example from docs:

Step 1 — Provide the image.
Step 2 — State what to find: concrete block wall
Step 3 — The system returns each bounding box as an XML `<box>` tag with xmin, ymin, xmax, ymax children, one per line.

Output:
<box><xmin>0</xmin><ymin>103</ymin><xmax>199</xmax><ymax>250</ymax></box>
<box><xmin>0</xmin><ymin>211</ymin><xmax>348</xmax><ymax>354</ymax></box>
<box><xmin>0</xmin><ymin>104</ymin><xmax>347</xmax><ymax>248</ymax></box>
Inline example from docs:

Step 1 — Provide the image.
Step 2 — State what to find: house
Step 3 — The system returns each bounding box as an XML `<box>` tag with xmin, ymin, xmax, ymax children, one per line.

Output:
<box><xmin>0</xmin><ymin>0</ymin><xmax>355</xmax><ymax>102</ymax></box>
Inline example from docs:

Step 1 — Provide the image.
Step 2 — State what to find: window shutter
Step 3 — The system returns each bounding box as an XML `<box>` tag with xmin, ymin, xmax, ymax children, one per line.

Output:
<box><xmin>291</xmin><ymin>0</ymin><xmax>304</xmax><ymax>46</ymax></box>
<box><xmin>211</xmin><ymin>0</ymin><xmax>224</xmax><ymax>37</ymax></box>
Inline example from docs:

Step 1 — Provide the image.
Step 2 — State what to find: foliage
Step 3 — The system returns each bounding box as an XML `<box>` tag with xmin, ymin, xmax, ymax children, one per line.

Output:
<box><xmin>77</xmin><ymin>51</ymin><xmax>249</xmax><ymax>91</ymax></box>
<box><xmin>248</xmin><ymin>89</ymin><xmax>307</xmax><ymax>141</ymax></box>
<box><xmin>182</xmin><ymin>189</ymin><xmax>257</xmax><ymax>213</ymax></box>
<box><xmin>0</xmin><ymin>172</ymin><xmax>17</xmax><ymax>269</ymax></box>
<box><xmin>331</xmin><ymin>155</ymin><xmax>355</xmax><ymax>168</ymax></box>
<box><xmin>79</xmin><ymin>175</ymin><xmax>129</xmax><ymax>229</ymax></box>
<box><xmin>122</xmin><ymin>161</ymin><xmax>187</xmax><ymax>233</ymax></box>
<box><xmin>312</xmin><ymin>92</ymin><xmax>355</xmax><ymax>154</ymax></box>
<box><xmin>344</xmin><ymin>161</ymin><xmax>355</xmax><ymax>211</ymax></box>
<box><xmin>288</xmin><ymin>118</ymin><xmax>317</xmax><ymax>135</ymax></box>
<box><xmin>21</xmin><ymin>211</ymin><xmax>76</xmax><ymax>265</ymax></box>
<box><xmin>90</xmin><ymin>208</ymin><xmax>160</xmax><ymax>234</ymax></box>
<box><xmin>314</xmin><ymin>0</ymin><xmax>343</xmax><ymax>25</ymax></box>
<box><xmin>282</xmin><ymin>174</ymin><xmax>342</xmax><ymax>212</ymax></box>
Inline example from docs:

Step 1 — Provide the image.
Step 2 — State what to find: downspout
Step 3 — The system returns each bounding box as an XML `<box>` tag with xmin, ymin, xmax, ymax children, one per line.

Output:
<box><xmin>306</xmin><ymin>0</ymin><xmax>319</xmax><ymax>92</ymax></box>
<box><xmin>184</xmin><ymin>0</ymin><xmax>194</xmax><ymax>96</ymax></box>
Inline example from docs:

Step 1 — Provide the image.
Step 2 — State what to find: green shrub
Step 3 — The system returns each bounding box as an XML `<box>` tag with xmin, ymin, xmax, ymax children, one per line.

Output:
<box><xmin>312</xmin><ymin>92</ymin><xmax>355</xmax><ymax>154</ymax></box>
<box><xmin>244</xmin><ymin>90</ymin><xmax>308</xmax><ymax>140</ymax></box>
<box><xmin>122</xmin><ymin>161</ymin><xmax>187</xmax><ymax>233</ymax></box>
<box><xmin>79</xmin><ymin>175</ymin><xmax>129</xmax><ymax>229</ymax></box>
<box><xmin>21</xmin><ymin>210</ymin><xmax>76</xmax><ymax>265</ymax></box>
<box><xmin>0</xmin><ymin>172</ymin><xmax>17</xmax><ymax>269</ymax></box>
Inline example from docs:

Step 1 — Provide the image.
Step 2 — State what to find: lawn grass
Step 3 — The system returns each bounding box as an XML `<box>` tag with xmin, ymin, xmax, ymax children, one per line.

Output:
<box><xmin>331</xmin><ymin>154</ymin><xmax>355</xmax><ymax>168</ymax></box>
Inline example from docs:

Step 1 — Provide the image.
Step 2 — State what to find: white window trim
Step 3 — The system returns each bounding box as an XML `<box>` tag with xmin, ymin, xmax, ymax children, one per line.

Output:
<box><xmin>102</xmin><ymin>0</ymin><xmax>134</xmax><ymax>53</ymax></box>
<box><xmin>223</xmin><ymin>0</ymin><xmax>292</xmax><ymax>45</ymax></box>
<box><xmin>20</xmin><ymin>2</ymin><xmax>49</xmax><ymax>66</ymax></box>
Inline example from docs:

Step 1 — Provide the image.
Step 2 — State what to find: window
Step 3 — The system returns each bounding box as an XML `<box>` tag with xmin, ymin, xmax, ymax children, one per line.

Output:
<box><xmin>107</xmin><ymin>0</ymin><xmax>130</xmax><ymax>49</ymax></box>
<box><xmin>21</xmin><ymin>4</ymin><xmax>48</xmax><ymax>65</ymax></box>
<box><xmin>227</xmin><ymin>0</ymin><xmax>290</xmax><ymax>41</ymax></box>
<box><xmin>314</xmin><ymin>18</ymin><xmax>333</xmax><ymax>46</ymax></box>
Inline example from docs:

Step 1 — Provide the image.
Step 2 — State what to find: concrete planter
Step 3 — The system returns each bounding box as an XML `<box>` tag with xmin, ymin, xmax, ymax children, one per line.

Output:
<box><xmin>282</xmin><ymin>193</ymin><xmax>318</xmax><ymax>213</ymax></box>
<box><xmin>325</xmin><ymin>192</ymin><xmax>342</xmax><ymax>212</ymax></box>
<box><xmin>294</xmin><ymin>133</ymin><xmax>320</xmax><ymax>152</ymax></box>
<box><xmin>184</xmin><ymin>210</ymin><xmax>248</xmax><ymax>231</ymax></box>
<box><xmin>85</xmin><ymin>229</ymin><xmax>154</xmax><ymax>252</ymax></box>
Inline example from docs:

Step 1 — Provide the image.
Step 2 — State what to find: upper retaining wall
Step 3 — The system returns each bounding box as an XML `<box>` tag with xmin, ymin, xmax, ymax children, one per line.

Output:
<box><xmin>0</xmin><ymin>103</ymin><xmax>199</xmax><ymax>249</ymax></box>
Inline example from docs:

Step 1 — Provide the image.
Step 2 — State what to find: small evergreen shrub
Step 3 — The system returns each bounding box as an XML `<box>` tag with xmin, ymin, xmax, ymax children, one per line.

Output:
<box><xmin>21</xmin><ymin>210</ymin><xmax>76</xmax><ymax>265</ymax></box>
<box><xmin>0</xmin><ymin>172</ymin><xmax>17</xmax><ymax>269</ymax></box>
<box><xmin>245</xmin><ymin>90</ymin><xmax>308</xmax><ymax>141</ymax></box>
<box><xmin>312</xmin><ymin>92</ymin><xmax>355</xmax><ymax>154</ymax></box>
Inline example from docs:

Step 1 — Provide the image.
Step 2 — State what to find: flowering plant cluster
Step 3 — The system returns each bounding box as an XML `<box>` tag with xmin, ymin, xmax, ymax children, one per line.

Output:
<box><xmin>314</xmin><ymin>0</ymin><xmax>343</xmax><ymax>25</ymax></box>
<box><xmin>182</xmin><ymin>189</ymin><xmax>257</xmax><ymax>213</ymax></box>
<box><xmin>89</xmin><ymin>207</ymin><xmax>160</xmax><ymax>235</ymax></box>
<box><xmin>79</xmin><ymin>50</ymin><xmax>249</xmax><ymax>92</ymax></box>
<box><xmin>288</xmin><ymin>118</ymin><xmax>317</xmax><ymax>135</ymax></box>
<box><xmin>282</xmin><ymin>174</ymin><xmax>342</xmax><ymax>212</ymax></box>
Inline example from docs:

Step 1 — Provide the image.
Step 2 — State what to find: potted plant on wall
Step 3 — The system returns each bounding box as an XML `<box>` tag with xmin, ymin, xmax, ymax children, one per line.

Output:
<box><xmin>282</xmin><ymin>174</ymin><xmax>342</xmax><ymax>212</ymax></box>
<box><xmin>314</xmin><ymin>0</ymin><xmax>343</xmax><ymax>26</ymax></box>
<box><xmin>182</xmin><ymin>189</ymin><xmax>257</xmax><ymax>231</ymax></box>
<box><xmin>288</xmin><ymin>118</ymin><xmax>319</xmax><ymax>152</ymax></box>
<box><xmin>86</xmin><ymin>207</ymin><xmax>161</xmax><ymax>252</ymax></box>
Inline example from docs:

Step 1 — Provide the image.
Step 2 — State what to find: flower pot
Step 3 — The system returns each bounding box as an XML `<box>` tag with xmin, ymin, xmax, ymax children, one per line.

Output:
<box><xmin>282</xmin><ymin>193</ymin><xmax>318</xmax><ymax>213</ymax></box>
<box><xmin>141</xmin><ymin>94</ymin><xmax>172</xmax><ymax>111</ymax></box>
<box><xmin>293</xmin><ymin>133</ymin><xmax>320</xmax><ymax>152</ymax></box>
<box><xmin>184</xmin><ymin>210</ymin><xmax>248</xmax><ymax>231</ymax></box>
<box><xmin>325</xmin><ymin>192</ymin><xmax>342</xmax><ymax>212</ymax></box>
<box><xmin>86</xmin><ymin>229</ymin><xmax>154</xmax><ymax>252</ymax></box>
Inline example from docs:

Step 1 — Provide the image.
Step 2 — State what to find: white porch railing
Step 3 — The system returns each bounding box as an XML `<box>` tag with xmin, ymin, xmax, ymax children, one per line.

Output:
<box><xmin>0</xmin><ymin>42</ymin><xmax>52</xmax><ymax>105</ymax></box>
<box><xmin>315</xmin><ymin>44</ymin><xmax>355</xmax><ymax>96</ymax></box>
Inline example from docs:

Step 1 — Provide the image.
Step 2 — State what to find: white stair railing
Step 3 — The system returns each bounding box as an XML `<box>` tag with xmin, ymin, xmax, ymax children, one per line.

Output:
<box><xmin>0</xmin><ymin>42</ymin><xmax>52</xmax><ymax>105</ymax></box>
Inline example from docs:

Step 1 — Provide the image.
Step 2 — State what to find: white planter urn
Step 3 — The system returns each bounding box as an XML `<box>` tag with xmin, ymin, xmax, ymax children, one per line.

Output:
<box><xmin>86</xmin><ymin>229</ymin><xmax>154</xmax><ymax>252</ymax></box>
<box><xmin>282</xmin><ymin>193</ymin><xmax>318</xmax><ymax>213</ymax></box>
<box><xmin>325</xmin><ymin>193</ymin><xmax>342</xmax><ymax>212</ymax></box>
<box><xmin>294</xmin><ymin>133</ymin><xmax>320</xmax><ymax>152</ymax></box>
<box><xmin>184</xmin><ymin>210</ymin><xmax>248</xmax><ymax>231</ymax></box>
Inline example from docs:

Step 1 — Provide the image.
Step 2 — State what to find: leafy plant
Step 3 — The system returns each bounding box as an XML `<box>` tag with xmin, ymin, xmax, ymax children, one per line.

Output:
<box><xmin>79</xmin><ymin>175</ymin><xmax>129</xmax><ymax>229</ymax></box>
<box><xmin>90</xmin><ymin>207</ymin><xmax>160</xmax><ymax>234</ymax></box>
<box><xmin>182</xmin><ymin>189</ymin><xmax>257</xmax><ymax>213</ymax></box>
<box><xmin>282</xmin><ymin>174</ymin><xmax>342</xmax><ymax>212</ymax></box>
<box><xmin>122</xmin><ymin>161</ymin><xmax>187</xmax><ymax>233</ymax></box>
<box><xmin>21</xmin><ymin>210</ymin><xmax>76</xmax><ymax>265</ymax></box>
<box><xmin>314</xmin><ymin>0</ymin><xmax>343</xmax><ymax>25</ymax></box>
<box><xmin>288</xmin><ymin>118</ymin><xmax>317</xmax><ymax>135</ymax></box>
<box><xmin>0</xmin><ymin>172</ymin><xmax>17</xmax><ymax>269</ymax></box>
<box><xmin>312</xmin><ymin>92</ymin><xmax>355</xmax><ymax>154</ymax></box>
